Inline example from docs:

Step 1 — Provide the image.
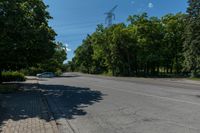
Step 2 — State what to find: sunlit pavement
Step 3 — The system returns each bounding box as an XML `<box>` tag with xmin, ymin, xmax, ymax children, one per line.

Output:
<box><xmin>1</xmin><ymin>73</ymin><xmax>200</xmax><ymax>133</ymax></box>
<box><xmin>41</xmin><ymin>73</ymin><xmax>200</xmax><ymax>133</ymax></box>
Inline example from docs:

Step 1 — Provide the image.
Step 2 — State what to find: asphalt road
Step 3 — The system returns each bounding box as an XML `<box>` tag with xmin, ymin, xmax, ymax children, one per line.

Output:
<box><xmin>39</xmin><ymin>73</ymin><xmax>200</xmax><ymax>133</ymax></box>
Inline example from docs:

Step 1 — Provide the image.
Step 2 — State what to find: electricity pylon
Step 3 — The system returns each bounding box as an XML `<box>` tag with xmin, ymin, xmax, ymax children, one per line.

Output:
<box><xmin>105</xmin><ymin>5</ymin><xmax>118</xmax><ymax>27</ymax></box>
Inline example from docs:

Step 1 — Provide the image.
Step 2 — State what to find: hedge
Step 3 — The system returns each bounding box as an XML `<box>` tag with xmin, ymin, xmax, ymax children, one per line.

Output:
<box><xmin>2</xmin><ymin>71</ymin><xmax>26</xmax><ymax>82</ymax></box>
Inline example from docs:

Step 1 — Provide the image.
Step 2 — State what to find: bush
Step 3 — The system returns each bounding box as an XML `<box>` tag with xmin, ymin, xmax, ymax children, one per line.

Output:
<box><xmin>20</xmin><ymin>67</ymin><xmax>43</xmax><ymax>76</ymax></box>
<box><xmin>55</xmin><ymin>69</ymin><xmax>62</xmax><ymax>76</ymax></box>
<box><xmin>2</xmin><ymin>71</ymin><xmax>26</xmax><ymax>82</ymax></box>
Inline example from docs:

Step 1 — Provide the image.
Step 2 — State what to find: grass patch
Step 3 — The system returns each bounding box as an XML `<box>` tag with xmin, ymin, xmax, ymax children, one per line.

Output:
<box><xmin>0</xmin><ymin>84</ymin><xmax>19</xmax><ymax>94</ymax></box>
<box><xmin>189</xmin><ymin>78</ymin><xmax>200</xmax><ymax>81</ymax></box>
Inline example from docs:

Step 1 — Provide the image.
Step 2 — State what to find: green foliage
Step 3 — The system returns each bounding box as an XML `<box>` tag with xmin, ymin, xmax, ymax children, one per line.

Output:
<box><xmin>2</xmin><ymin>71</ymin><xmax>25</xmax><ymax>82</ymax></box>
<box><xmin>20</xmin><ymin>42</ymin><xmax>67</xmax><ymax>76</ymax></box>
<box><xmin>55</xmin><ymin>69</ymin><xmax>62</xmax><ymax>76</ymax></box>
<box><xmin>183</xmin><ymin>0</ymin><xmax>200</xmax><ymax>76</ymax></box>
<box><xmin>162</xmin><ymin>13</ymin><xmax>186</xmax><ymax>73</ymax></box>
<box><xmin>64</xmin><ymin>61</ymin><xmax>76</xmax><ymax>72</ymax></box>
<box><xmin>70</xmin><ymin>13</ymin><xmax>187</xmax><ymax>77</ymax></box>
<box><xmin>39</xmin><ymin>42</ymin><xmax>67</xmax><ymax>73</ymax></box>
<box><xmin>189</xmin><ymin>77</ymin><xmax>200</xmax><ymax>81</ymax></box>
<box><xmin>73</xmin><ymin>35</ymin><xmax>94</xmax><ymax>73</ymax></box>
<box><xmin>128</xmin><ymin>14</ymin><xmax>165</xmax><ymax>76</ymax></box>
<box><xmin>0</xmin><ymin>0</ymin><xmax>57</xmax><ymax>82</ymax></box>
<box><xmin>20</xmin><ymin>67</ymin><xmax>43</xmax><ymax>76</ymax></box>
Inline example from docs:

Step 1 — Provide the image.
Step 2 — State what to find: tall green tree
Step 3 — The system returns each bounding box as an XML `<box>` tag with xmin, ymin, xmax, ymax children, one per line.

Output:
<box><xmin>91</xmin><ymin>25</ymin><xmax>108</xmax><ymax>74</ymax></box>
<box><xmin>74</xmin><ymin>35</ymin><xmax>93</xmax><ymax>73</ymax></box>
<box><xmin>109</xmin><ymin>23</ymin><xmax>138</xmax><ymax>76</ymax></box>
<box><xmin>128</xmin><ymin>13</ymin><xmax>164</xmax><ymax>75</ymax></box>
<box><xmin>162</xmin><ymin>13</ymin><xmax>186</xmax><ymax>73</ymax></box>
<box><xmin>184</xmin><ymin>0</ymin><xmax>200</xmax><ymax>76</ymax></box>
<box><xmin>40</xmin><ymin>42</ymin><xmax>67</xmax><ymax>72</ymax></box>
<box><xmin>0</xmin><ymin>0</ymin><xmax>56</xmax><ymax>81</ymax></box>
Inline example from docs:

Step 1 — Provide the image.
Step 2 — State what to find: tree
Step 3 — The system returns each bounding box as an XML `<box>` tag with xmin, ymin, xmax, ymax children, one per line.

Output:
<box><xmin>40</xmin><ymin>42</ymin><xmax>67</xmax><ymax>73</ymax></box>
<box><xmin>91</xmin><ymin>25</ymin><xmax>108</xmax><ymax>74</ymax></box>
<box><xmin>128</xmin><ymin>13</ymin><xmax>164</xmax><ymax>76</ymax></box>
<box><xmin>109</xmin><ymin>23</ymin><xmax>138</xmax><ymax>76</ymax></box>
<box><xmin>0</xmin><ymin>0</ymin><xmax>56</xmax><ymax>81</ymax></box>
<box><xmin>73</xmin><ymin>35</ymin><xmax>93</xmax><ymax>73</ymax></box>
<box><xmin>107</xmin><ymin>24</ymin><xmax>127</xmax><ymax>76</ymax></box>
<box><xmin>65</xmin><ymin>60</ymin><xmax>76</xmax><ymax>72</ymax></box>
<box><xmin>184</xmin><ymin>0</ymin><xmax>200</xmax><ymax>76</ymax></box>
<box><xmin>162</xmin><ymin>13</ymin><xmax>186</xmax><ymax>73</ymax></box>
<box><xmin>71</xmin><ymin>12</ymin><xmax>188</xmax><ymax>77</ymax></box>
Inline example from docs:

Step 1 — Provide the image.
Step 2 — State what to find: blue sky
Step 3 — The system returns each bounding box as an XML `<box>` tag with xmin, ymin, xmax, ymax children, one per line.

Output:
<box><xmin>43</xmin><ymin>0</ymin><xmax>188</xmax><ymax>62</ymax></box>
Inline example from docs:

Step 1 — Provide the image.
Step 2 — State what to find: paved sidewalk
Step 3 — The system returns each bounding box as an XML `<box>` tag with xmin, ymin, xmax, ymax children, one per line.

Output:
<box><xmin>0</xmin><ymin>81</ymin><xmax>58</xmax><ymax>133</ymax></box>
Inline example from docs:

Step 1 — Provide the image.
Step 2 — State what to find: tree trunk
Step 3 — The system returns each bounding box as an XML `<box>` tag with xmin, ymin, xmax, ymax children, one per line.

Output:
<box><xmin>127</xmin><ymin>54</ymin><xmax>131</xmax><ymax>76</ymax></box>
<box><xmin>175</xmin><ymin>55</ymin><xmax>179</xmax><ymax>74</ymax></box>
<box><xmin>170</xmin><ymin>66</ymin><xmax>173</xmax><ymax>74</ymax></box>
<box><xmin>0</xmin><ymin>68</ymin><xmax>2</xmax><ymax>84</ymax></box>
<box><xmin>112</xmin><ymin>65</ymin><xmax>115</xmax><ymax>76</ymax></box>
<box><xmin>157</xmin><ymin>66</ymin><xmax>160</xmax><ymax>75</ymax></box>
<box><xmin>167</xmin><ymin>66</ymin><xmax>169</xmax><ymax>74</ymax></box>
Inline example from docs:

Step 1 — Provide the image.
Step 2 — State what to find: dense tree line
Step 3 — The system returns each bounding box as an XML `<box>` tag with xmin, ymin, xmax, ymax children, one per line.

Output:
<box><xmin>69</xmin><ymin>0</ymin><xmax>200</xmax><ymax>77</ymax></box>
<box><xmin>184</xmin><ymin>0</ymin><xmax>200</xmax><ymax>77</ymax></box>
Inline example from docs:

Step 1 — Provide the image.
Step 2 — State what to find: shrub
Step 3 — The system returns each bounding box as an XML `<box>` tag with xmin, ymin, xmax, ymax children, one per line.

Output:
<box><xmin>55</xmin><ymin>69</ymin><xmax>62</xmax><ymax>76</ymax></box>
<box><xmin>20</xmin><ymin>67</ymin><xmax>43</xmax><ymax>76</ymax></box>
<box><xmin>2</xmin><ymin>71</ymin><xmax>26</xmax><ymax>82</ymax></box>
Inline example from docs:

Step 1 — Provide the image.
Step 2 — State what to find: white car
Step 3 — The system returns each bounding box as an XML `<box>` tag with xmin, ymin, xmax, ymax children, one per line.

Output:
<box><xmin>36</xmin><ymin>72</ymin><xmax>55</xmax><ymax>78</ymax></box>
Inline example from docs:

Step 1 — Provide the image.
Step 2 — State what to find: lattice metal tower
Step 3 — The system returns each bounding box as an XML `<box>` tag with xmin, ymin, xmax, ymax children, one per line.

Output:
<box><xmin>105</xmin><ymin>5</ymin><xmax>118</xmax><ymax>27</ymax></box>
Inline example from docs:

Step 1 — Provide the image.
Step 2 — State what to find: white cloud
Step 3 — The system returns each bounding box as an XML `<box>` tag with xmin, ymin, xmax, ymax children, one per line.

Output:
<box><xmin>65</xmin><ymin>43</ymin><xmax>68</xmax><ymax>47</ymax></box>
<box><xmin>65</xmin><ymin>43</ymin><xmax>71</xmax><ymax>52</ymax></box>
<box><xmin>66</xmin><ymin>48</ymin><xmax>71</xmax><ymax>52</ymax></box>
<box><xmin>148</xmin><ymin>2</ymin><xmax>154</xmax><ymax>8</ymax></box>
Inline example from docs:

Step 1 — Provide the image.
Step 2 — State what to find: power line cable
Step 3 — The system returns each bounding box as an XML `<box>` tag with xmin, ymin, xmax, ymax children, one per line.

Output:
<box><xmin>55</xmin><ymin>25</ymin><xmax>97</xmax><ymax>31</ymax></box>
<box><xmin>57</xmin><ymin>32</ymin><xmax>91</xmax><ymax>37</ymax></box>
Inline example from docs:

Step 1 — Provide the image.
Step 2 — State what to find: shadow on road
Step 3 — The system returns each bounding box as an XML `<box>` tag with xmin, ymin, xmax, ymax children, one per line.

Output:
<box><xmin>39</xmin><ymin>83</ymin><xmax>104</xmax><ymax>119</ymax></box>
<box><xmin>0</xmin><ymin>82</ymin><xmax>104</xmax><ymax>131</ymax></box>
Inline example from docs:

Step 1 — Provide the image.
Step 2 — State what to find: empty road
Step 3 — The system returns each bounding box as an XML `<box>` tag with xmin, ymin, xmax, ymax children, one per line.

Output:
<box><xmin>39</xmin><ymin>73</ymin><xmax>200</xmax><ymax>133</ymax></box>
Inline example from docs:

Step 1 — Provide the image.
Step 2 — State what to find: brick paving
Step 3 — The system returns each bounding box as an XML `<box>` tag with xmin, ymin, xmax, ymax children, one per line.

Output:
<box><xmin>0</xmin><ymin>81</ymin><xmax>59</xmax><ymax>133</ymax></box>
<box><xmin>0</xmin><ymin>78</ymin><xmax>102</xmax><ymax>133</ymax></box>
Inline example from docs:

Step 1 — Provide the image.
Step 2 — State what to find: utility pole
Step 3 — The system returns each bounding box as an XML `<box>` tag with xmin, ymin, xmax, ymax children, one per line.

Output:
<box><xmin>105</xmin><ymin>5</ymin><xmax>118</xmax><ymax>27</ymax></box>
